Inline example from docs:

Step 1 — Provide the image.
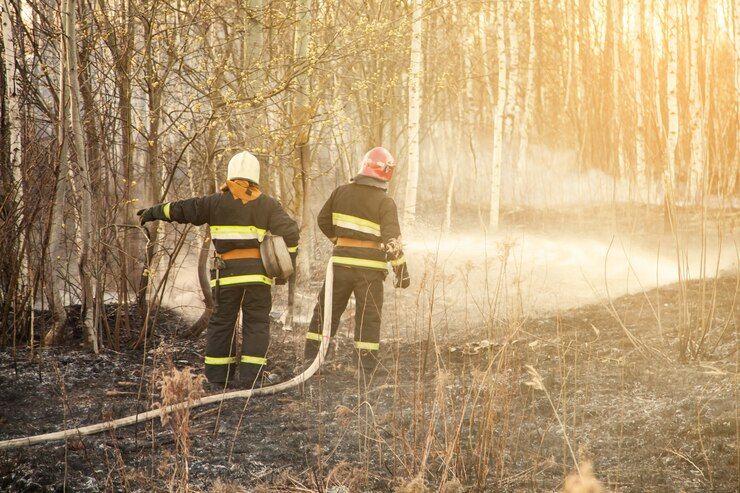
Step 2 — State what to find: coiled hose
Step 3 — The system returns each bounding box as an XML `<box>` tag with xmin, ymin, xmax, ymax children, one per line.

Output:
<box><xmin>0</xmin><ymin>262</ymin><xmax>335</xmax><ymax>451</ymax></box>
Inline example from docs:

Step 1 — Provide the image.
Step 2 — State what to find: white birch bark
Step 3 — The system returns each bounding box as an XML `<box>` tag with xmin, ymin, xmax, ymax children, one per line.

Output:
<box><xmin>516</xmin><ymin>0</ymin><xmax>536</xmax><ymax>205</ymax></box>
<box><xmin>687</xmin><ymin>0</ymin><xmax>704</xmax><ymax>203</ymax></box>
<box><xmin>63</xmin><ymin>0</ymin><xmax>98</xmax><ymax>352</ymax></box>
<box><xmin>44</xmin><ymin>28</ymin><xmax>71</xmax><ymax>345</ymax></box>
<box><xmin>634</xmin><ymin>0</ymin><xmax>647</xmax><ymax>200</ymax></box>
<box><xmin>490</xmin><ymin>0</ymin><xmax>506</xmax><ymax>229</ymax></box>
<box><xmin>665</xmin><ymin>0</ymin><xmax>679</xmax><ymax>192</ymax></box>
<box><xmin>478</xmin><ymin>8</ymin><xmax>494</xmax><ymax>107</ymax></box>
<box><xmin>2</xmin><ymin>0</ymin><xmax>26</xmax><ymax>282</ymax></box>
<box><xmin>612</xmin><ymin>0</ymin><xmax>626</xmax><ymax>180</ymax></box>
<box><xmin>731</xmin><ymin>0</ymin><xmax>739</xmax><ymax>194</ymax></box>
<box><xmin>403</xmin><ymin>0</ymin><xmax>423</xmax><ymax>224</ymax></box>
<box><xmin>503</xmin><ymin>1</ymin><xmax>519</xmax><ymax>146</ymax></box>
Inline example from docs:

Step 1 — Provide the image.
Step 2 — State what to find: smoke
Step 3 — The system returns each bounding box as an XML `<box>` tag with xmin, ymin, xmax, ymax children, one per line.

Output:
<box><xmin>398</xmin><ymin>225</ymin><xmax>738</xmax><ymax>333</ymax></box>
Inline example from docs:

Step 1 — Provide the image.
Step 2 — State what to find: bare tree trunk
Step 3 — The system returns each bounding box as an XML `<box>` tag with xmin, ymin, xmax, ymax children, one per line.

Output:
<box><xmin>503</xmin><ymin>0</ymin><xmax>519</xmax><ymax>146</ymax></box>
<box><xmin>1</xmin><ymin>0</ymin><xmax>27</xmax><ymax>309</ymax></box>
<box><xmin>634</xmin><ymin>0</ymin><xmax>647</xmax><ymax>200</ymax></box>
<box><xmin>489</xmin><ymin>0</ymin><xmax>506</xmax><ymax>230</ymax></box>
<box><xmin>730</xmin><ymin>0</ymin><xmax>739</xmax><ymax>195</ymax></box>
<box><xmin>687</xmin><ymin>0</ymin><xmax>704</xmax><ymax>203</ymax></box>
<box><xmin>403</xmin><ymin>0</ymin><xmax>423</xmax><ymax>224</ymax></box>
<box><xmin>611</xmin><ymin>0</ymin><xmax>626</xmax><ymax>180</ymax></box>
<box><xmin>63</xmin><ymin>0</ymin><xmax>98</xmax><ymax>353</ymax></box>
<box><xmin>665</xmin><ymin>0</ymin><xmax>679</xmax><ymax>192</ymax></box>
<box><xmin>43</xmin><ymin>28</ymin><xmax>70</xmax><ymax>345</ymax></box>
<box><xmin>516</xmin><ymin>0</ymin><xmax>537</xmax><ymax>205</ymax></box>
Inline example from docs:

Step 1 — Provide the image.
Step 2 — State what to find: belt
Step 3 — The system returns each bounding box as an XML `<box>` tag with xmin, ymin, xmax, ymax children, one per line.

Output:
<box><xmin>218</xmin><ymin>248</ymin><xmax>261</xmax><ymax>260</ymax></box>
<box><xmin>336</xmin><ymin>237</ymin><xmax>383</xmax><ymax>250</ymax></box>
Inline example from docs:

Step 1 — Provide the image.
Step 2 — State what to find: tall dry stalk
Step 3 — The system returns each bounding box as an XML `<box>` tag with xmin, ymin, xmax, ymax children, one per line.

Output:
<box><xmin>157</xmin><ymin>367</ymin><xmax>206</xmax><ymax>492</ymax></box>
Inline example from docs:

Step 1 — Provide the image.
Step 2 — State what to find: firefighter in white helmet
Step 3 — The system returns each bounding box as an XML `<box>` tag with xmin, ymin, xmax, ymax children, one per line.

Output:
<box><xmin>137</xmin><ymin>151</ymin><xmax>299</xmax><ymax>389</ymax></box>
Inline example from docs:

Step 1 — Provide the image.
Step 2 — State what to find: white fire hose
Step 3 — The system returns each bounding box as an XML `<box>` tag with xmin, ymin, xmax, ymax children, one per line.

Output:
<box><xmin>0</xmin><ymin>262</ymin><xmax>335</xmax><ymax>451</ymax></box>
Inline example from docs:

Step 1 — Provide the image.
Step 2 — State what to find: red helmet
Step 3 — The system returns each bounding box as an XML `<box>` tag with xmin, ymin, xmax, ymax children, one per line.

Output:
<box><xmin>359</xmin><ymin>147</ymin><xmax>396</xmax><ymax>181</ymax></box>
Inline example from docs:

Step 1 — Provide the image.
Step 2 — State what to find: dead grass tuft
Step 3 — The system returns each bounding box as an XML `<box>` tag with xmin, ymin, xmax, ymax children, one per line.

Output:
<box><xmin>156</xmin><ymin>367</ymin><xmax>206</xmax><ymax>492</ymax></box>
<box><xmin>562</xmin><ymin>462</ymin><xmax>604</xmax><ymax>493</ymax></box>
<box><xmin>334</xmin><ymin>404</ymin><xmax>354</xmax><ymax>426</ymax></box>
<box><xmin>440</xmin><ymin>479</ymin><xmax>464</xmax><ymax>493</ymax></box>
<box><xmin>394</xmin><ymin>476</ymin><xmax>429</xmax><ymax>493</ymax></box>
<box><xmin>210</xmin><ymin>478</ymin><xmax>249</xmax><ymax>493</ymax></box>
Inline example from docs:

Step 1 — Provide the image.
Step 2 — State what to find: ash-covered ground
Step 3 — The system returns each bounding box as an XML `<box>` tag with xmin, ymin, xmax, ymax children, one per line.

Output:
<box><xmin>1</xmin><ymin>273</ymin><xmax>737</xmax><ymax>492</ymax></box>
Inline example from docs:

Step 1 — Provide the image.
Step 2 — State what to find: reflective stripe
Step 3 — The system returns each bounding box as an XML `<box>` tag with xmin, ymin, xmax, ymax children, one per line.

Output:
<box><xmin>355</xmin><ymin>341</ymin><xmax>380</xmax><ymax>351</ymax></box>
<box><xmin>163</xmin><ymin>202</ymin><xmax>171</xmax><ymax>220</ymax></box>
<box><xmin>332</xmin><ymin>256</ymin><xmax>388</xmax><ymax>270</ymax></box>
<box><xmin>210</xmin><ymin>275</ymin><xmax>273</xmax><ymax>287</ymax></box>
<box><xmin>389</xmin><ymin>255</ymin><xmax>406</xmax><ymax>266</ymax></box>
<box><xmin>241</xmin><ymin>355</ymin><xmax>267</xmax><ymax>365</ymax></box>
<box><xmin>210</xmin><ymin>225</ymin><xmax>267</xmax><ymax>241</ymax></box>
<box><xmin>205</xmin><ymin>356</ymin><xmax>237</xmax><ymax>365</ymax></box>
<box><xmin>287</xmin><ymin>245</ymin><xmax>298</xmax><ymax>253</ymax></box>
<box><xmin>332</xmin><ymin>213</ymin><xmax>381</xmax><ymax>236</ymax></box>
<box><xmin>305</xmin><ymin>332</ymin><xmax>322</xmax><ymax>341</ymax></box>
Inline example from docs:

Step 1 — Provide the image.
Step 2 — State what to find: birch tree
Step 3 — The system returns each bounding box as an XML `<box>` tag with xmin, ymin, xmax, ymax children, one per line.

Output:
<box><xmin>404</xmin><ymin>0</ymin><xmax>423</xmax><ymax>224</ymax></box>
<box><xmin>687</xmin><ymin>0</ymin><xmax>704</xmax><ymax>202</ymax></box>
<box><xmin>634</xmin><ymin>0</ymin><xmax>647</xmax><ymax>199</ymax></box>
<box><xmin>489</xmin><ymin>0</ymin><xmax>506</xmax><ymax>229</ymax></box>
<box><xmin>1</xmin><ymin>0</ymin><xmax>25</xmax><ymax>290</ymax></box>
<box><xmin>63</xmin><ymin>0</ymin><xmax>99</xmax><ymax>352</ymax></box>
<box><xmin>665</xmin><ymin>0</ymin><xmax>679</xmax><ymax>192</ymax></box>
<box><xmin>516</xmin><ymin>0</ymin><xmax>537</xmax><ymax>204</ymax></box>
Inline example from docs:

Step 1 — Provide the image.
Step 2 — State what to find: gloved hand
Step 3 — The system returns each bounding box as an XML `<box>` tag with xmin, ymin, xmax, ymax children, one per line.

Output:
<box><xmin>136</xmin><ymin>207</ymin><xmax>156</xmax><ymax>225</ymax></box>
<box><xmin>393</xmin><ymin>264</ymin><xmax>410</xmax><ymax>289</ymax></box>
<box><xmin>275</xmin><ymin>277</ymin><xmax>288</xmax><ymax>286</ymax></box>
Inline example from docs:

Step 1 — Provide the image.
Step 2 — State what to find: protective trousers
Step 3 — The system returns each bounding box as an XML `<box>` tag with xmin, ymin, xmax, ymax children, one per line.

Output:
<box><xmin>205</xmin><ymin>284</ymin><xmax>271</xmax><ymax>385</ymax></box>
<box><xmin>304</xmin><ymin>266</ymin><xmax>384</xmax><ymax>370</ymax></box>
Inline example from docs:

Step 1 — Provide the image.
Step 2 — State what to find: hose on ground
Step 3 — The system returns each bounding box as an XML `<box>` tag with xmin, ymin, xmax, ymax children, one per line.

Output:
<box><xmin>0</xmin><ymin>262</ymin><xmax>335</xmax><ymax>451</ymax></box>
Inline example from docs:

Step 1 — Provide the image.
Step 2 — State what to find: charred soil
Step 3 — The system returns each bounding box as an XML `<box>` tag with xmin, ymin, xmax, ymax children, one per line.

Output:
<box><xmin>0</xmin><ymin>276</ymin><xmax>737</xmax><ymax>492</ymax></box>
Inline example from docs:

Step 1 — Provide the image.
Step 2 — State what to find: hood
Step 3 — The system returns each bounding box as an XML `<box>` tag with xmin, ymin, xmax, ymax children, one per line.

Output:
<box><xmin>221</xmin><ymin>179</ymin><xmax>262</xmax><ymax>204</ymax></box>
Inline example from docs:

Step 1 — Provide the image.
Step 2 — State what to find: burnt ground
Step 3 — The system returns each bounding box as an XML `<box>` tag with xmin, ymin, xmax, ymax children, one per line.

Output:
<box><xmin>0</xmin><ymin>275</ymin><xmax>737</xmax><ymax>492</ymax></box>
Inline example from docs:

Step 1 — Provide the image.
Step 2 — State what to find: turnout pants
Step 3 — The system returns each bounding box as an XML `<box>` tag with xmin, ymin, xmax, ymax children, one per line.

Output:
<box><xmin>205</xmin><ymin>284</ymin><xmax>271</xmax><ymax>385</ymax></box>
<box><xmin>304</xmin><ymin>266</ymin><xmax>385</xmax><ymax>370</ymax></box>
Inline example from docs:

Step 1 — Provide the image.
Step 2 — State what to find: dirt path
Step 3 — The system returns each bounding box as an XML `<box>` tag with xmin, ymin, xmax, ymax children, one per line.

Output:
<box><xmin>1</xmin><ymin>276</ymin><xmax>737</xmax><ymax>492</ymax></box>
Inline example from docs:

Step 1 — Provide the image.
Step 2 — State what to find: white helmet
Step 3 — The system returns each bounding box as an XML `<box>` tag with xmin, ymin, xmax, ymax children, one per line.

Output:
<box><xmin>227</xmin><ymin>151</ymin><xmax>260</xmax><ymax>183</ymax></box>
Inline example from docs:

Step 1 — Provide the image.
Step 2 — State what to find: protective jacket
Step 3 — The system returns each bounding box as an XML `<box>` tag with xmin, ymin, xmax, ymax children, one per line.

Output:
<box><xmin>317</xmin><ymin>176</ymin><xmax>406</xmax><ymax>273</ymax></box>
<box><xmin>146</xmin><ymin>185</ymin><xmax>299</xmax><ymax>287</ymax></box>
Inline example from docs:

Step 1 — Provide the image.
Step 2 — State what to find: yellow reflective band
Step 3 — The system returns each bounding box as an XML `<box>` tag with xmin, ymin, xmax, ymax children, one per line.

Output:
<box><xmin>205</xmin><ymin>356</ymin><xmax>237</xmax><ymax>365</ymax></box>
<box><xmin>306</xmin><ymin>332</ymin><xmax>322</xmax><ymax>341</ymax></box>
<box><xmin>163</xmin><ymin>202</ymin><xmax>171</xmax><ymax>220</ymax></box>
<box><xmin>355</xmin><ymin>341</ymin><xmax>380</xmax><ymax>351</ymax></box>
<box><xmin>332</xmin><ymin>213</ymin><xmax>381</xmax><ymax>236</ymax></box>
<box><xmin>389</xmin><ymin>255</ymin><xmax>406</xmax><ymax>266</ymax></box>
<box><xmin>241</xmin><ymin>355</ymin><xmax>267</xmax><ymax>365</ymax></box>
<box><xmin>331</xmin><ymin>256</ymin><xmax>389</xmax><ymax>270</ymax></box>
<box><xmin>210</xmin><ymin>225</ymin><xmax>267</xmax><ymax>241</ymax></box>
<box><xmin>287</xmin><ymin>245</ymin><xmax>298</xmax><ymax>253</ymax></box>
<box><xmin>210</xmin><ymin>275</ymin><xmax>273</xmax><ymax>287</ymax></box>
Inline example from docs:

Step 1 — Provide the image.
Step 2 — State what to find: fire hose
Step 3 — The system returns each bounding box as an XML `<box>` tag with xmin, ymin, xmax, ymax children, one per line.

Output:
<box><xmin>0</xmin><ymin>262</ymin><xmax>335</xmax><ymax>451</ymax></box>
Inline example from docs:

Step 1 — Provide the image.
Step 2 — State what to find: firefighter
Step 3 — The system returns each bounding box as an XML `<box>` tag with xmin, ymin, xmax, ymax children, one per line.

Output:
<box><xmin>303</xmin><ymin>147</ymin><xmax>410</xmax><ymax>377</ymax></box>
<box><xmin>137</xmin><ymin>151</ymin><xmax>299</xmax><ymax>389</ymax></box>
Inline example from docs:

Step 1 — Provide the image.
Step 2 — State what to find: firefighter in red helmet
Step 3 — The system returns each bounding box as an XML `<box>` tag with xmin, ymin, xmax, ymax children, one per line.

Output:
<box><xmin>303</xmin><ymin>147</ymin><xmax>410</xmax><ymax>378</ymax></box>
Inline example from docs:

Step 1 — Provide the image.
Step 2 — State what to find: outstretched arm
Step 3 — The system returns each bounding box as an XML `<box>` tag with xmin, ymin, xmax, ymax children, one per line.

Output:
<box><xmin>137</xmin><ymin>195</ymin><xmax>214</xmax><ymax>226</ymax></box>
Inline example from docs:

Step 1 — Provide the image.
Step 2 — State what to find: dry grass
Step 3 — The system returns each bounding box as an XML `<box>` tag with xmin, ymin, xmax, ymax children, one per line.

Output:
<box><xmin>562</xmin><ymin>462</ymin><xmax>604</xmax><ymax>493</ymax></box>
<box><xmin>156</xmin><ymin>367</ymin><xmax>206</xmax><ymax>493</ymax></box>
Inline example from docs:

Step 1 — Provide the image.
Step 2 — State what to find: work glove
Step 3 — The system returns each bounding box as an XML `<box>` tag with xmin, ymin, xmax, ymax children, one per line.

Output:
<box><xmin>393</xmin><ymin>263</ymin><xmax>410</xmax><ymax>289</ymax></box>
<box><xmin>275</xmin><ymin>276</ymin><xmax>288</xmax><ymax>286</ymax></box>
<box><xmin>136</xmin><ymin>207</ymin><xmax>156</xmax><ymax>226</ymax></box>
